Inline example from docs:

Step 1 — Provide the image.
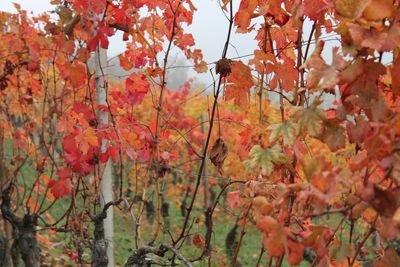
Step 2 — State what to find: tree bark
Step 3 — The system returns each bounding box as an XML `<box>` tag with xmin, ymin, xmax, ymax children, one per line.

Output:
<box><xmin>1</xmin><ymin>187</ymin><xmax>40</xmax><ymax>267</ymax></box>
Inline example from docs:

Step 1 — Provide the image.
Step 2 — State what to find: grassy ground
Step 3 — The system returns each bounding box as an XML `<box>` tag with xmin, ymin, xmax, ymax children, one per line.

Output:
<box><xmin>113</xmin><ymin>201</ymin><xmax>264</xmax><ymax>266</ymax></box>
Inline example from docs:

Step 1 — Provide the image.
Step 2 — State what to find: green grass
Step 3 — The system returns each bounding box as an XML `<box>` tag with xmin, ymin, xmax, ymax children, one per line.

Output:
<box><xmin>113</xmin><ymin>200</ymin><xmax>264</xmax><ymax>266</ymax></box>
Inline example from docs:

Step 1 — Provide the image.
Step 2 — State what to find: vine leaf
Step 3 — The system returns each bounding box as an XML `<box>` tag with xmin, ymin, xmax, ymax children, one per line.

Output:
<box><xmin>48</xmin><ymin>168</ymin><xmax>73</xmax><ymax>199</ymax></box>
<box><xmin>391</xmin><ymin>54</ymin><xmax>400</xmax><ymax>97</ymax></box>
<box><xmin>267</xmin><ymin>121</ymin><xmax>299</xmax><ymax>146</ymax></box>
<box><xmin>302</xmin><ymin>42</ymin><xmax>346</xmax><ymax>90</ymax></box>
<box><xmin>245</xmin><ymin>145</ymin><xmax>287</xmax><ymax>175</ymax></box>
<box><xmin>209</xmin><ymin>138</ymin><xmax>228</xmax><ymax>173</ymax></box>
<box><xmin>224</xmin><ymin>60</ymin><xmax>254</xmax><ymax>107</ymax></box>
<box><xmin>334</xmin><ymin>0</ymin><xmax>369</xmax><ymax>19</ymax></box>
<box><xmin>374</xmin><ymin>248</ymin><xmax>400</xmax><ymax>267</ymax></box>
<box><xmin>318</xmin><ymin>119</ymin><xmax>346</xmax><ymax>152</ymax></box>
<box><xmin>293</xmin><ymin>102</ymin><xmax>326</xmax><ymax>137</ymax></box>
<box><xmin>227</xmin><ymin>191</ymin><xmax>240</xmax><ymax>210</ymax></box>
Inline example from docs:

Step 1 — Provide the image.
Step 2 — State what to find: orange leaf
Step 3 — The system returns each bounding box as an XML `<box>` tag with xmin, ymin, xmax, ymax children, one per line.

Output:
<box><xmin>391</xmin><ymin>54</ymin><xmax>400</xmax><ymax>97</ymax></box>
<box><xmin>224</xmin><ymin>60</ymin><xmax>254</xmax><ymax>107</ymax></box>
<box><xmin>227</xmin><ymin>190</ymin><xmax>240</xmax><ymax>209</ymax></box>
<box><xmin>192</xmin><ymin>234</ymin><xmax>205</xmax><ymax>249</ymax></box>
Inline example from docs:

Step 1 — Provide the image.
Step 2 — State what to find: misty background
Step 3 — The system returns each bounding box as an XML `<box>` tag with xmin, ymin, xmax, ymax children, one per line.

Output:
<box><xmin>1</xmin><ymin>0</ymin><xmax>348</xmax><ymax>108</ymax></box>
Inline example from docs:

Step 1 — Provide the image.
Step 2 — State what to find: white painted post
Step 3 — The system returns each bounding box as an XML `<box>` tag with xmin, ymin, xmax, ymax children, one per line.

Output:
<box><xmin>95</xmin><ymin>46</ymin><xmax>114</xmax><ymax>267</ymax></box>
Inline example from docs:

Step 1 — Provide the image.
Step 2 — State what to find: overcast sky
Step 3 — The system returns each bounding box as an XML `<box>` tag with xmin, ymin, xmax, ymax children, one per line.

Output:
<box><xmin>0</xmin><ymin>1</ymin><xmax>256</xmax><ymax>59</ymax></box>
<box><xmin>1</xmin><ymin>0</ymin><xmax>263</xmax><ymax>85</ymax></box>
<box><xmin>1</xmin><ymin>0</ymin><xmax>349</xmax><ymax>93</ymax></box>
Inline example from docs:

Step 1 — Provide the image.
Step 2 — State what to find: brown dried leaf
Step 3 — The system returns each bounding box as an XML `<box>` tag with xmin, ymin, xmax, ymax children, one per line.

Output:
<box><xmin>215</xmin><ymin>58</ymin><xmax>232</xmax><ymax>77</ymax></box>
<box><xmin>209</xmin><ymin>138</ymin><xmax>228</xmax><ymax>172</ymax></box>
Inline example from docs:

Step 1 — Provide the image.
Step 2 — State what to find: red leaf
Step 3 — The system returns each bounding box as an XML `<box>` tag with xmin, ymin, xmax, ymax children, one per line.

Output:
<box><xmin>99</xmin><ymin>152</ymin><xmax>109</xmax><ymax>163</ymax></box>
<box><xmin>57</xmin><ymin>168</ymin><xmax>72</xmax><ymax>180</ymax></box>
<box><xmin>125</xmin><ymin>73</ymin><xmax>150</xmax><ymax>105</ymax></box>
<box><xmin>391</xmin><ymin>54</ymin><xmax>400</xmax><ymax>97</ymax></box>
<box><xmin>192</xmin><ymin>234</ymin><xmax>205</xmax><ymax>249</ymax></box>
<box><xmin>224</xmin><ymin>60</ymin><xmax>254</xmax><ymax>107</ymax></box>
<box><xmin>287</xmin><ymin>240</ymin><xmax>304</xmax><ymax>265</ymax></box>
<box><xmin>304</xmin><ymin>0</ymin><xmax>332</xmax><ymax>20</ymax></box>
<box><xmin>48</xmin><ymin>169</ymin><xmax>72</xmax><ymax>199</ymax></box>
<box><xmin>109</xmin><ymin>146</ymin><xmax>119</xmax><ymax>162</ymax></box>
<box><xmin>227</xmin><ymin>190</ymin><xmax>240</xmax><ymax>209</ymax></box>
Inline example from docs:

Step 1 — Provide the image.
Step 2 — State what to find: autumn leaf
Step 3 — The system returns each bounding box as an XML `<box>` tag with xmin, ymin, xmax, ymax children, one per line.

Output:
<box><xmin>224</xmin><ymin>60</ymin><xmax>254</xmax><ymax>107</ymax></box>
<box><xmin>330</xmin><ymin>243</ymin><xmax>354</xmax><ymax>264</ymax></box>
<box><xmin>257</xmin><ymin>216</ymin><xmax>285</xmax><ymax>256</ymax></box>
<box><xmin>227</xmin><ymin>190</ymin><xmax>240</xmax><ymax>209</ymax></box>
<box><xmin>391</xmin><ymin>55</ymin><xmax>400</xmax><ymax>97</ymax></box>
<box><xmin>245</xmin><ymin>144</ymin><xmax>287</xmax><ymax>175</ymax></box>
<box><xmin>267</xmin><ymin>121</ymin><xmax>299</xmax><ymax>146</ymax></box>
<box><xmin>374</xmin><ymin>249</ymin><xmax>400</xmax><ymax>267</ymax></box>
<box><xmin>192</xmin><ymin>234</ymin><xmax>205</xmax><ymax>249</ymax></box>
<box><xmin>48</xmin><ymin>168</ymin><xmax>73</xmax><ymax>199</ymax></box>
<box><xmin>318</xmin><ymin>119</ymin><xmax>346</xmax><ymax>152</ymax></box>
<box><xmin>209</xmin><ymin>138</ymin><xmax>228</xmax><ymax>173</ymax></box>
<box><xmin>370</xmin><ymin>186</ymin><xmax>400</xmax><ymax>218</ymax></box>
<box><xmin>334</xmin><ymin>0</ymin><xmax>370</xmax><ymax>19</ymax></box>
<box><xmin>362</xmin><ymin>0</ymin><xmax>394</xmax><ymax>21</ymax></box>
<box><xmin>272</xmin><ymin>59</ymin><xmax>298</xmax><ymax>92</ymax></box>
<box><xmin>304</xmin><ymin>0</ymin><xmax>332</xmax><ymax>21</ymax></box>
<box><xmin>348</xmin><ymin>23</ymin><xmax>400</xmax><ymax>52</ymax></box>
<box><xmin>287</xmin><ymin>240</ymin><xmax>304</xmax><ymax>265</ymax></box>
<box><xmin>125</xmin><ymin>72</ymin><xmax>150</xmax><ymax>105</ymax></box>
<box><xmin>234</xmin><ymin>0</ymin><xmax>258</xmax><ymax>32</ymax></box>
<box><xmin>194</xmin><ymin>60</ymin><xmax>208</xmax><ymax>73</ymax></box>
<box><xmin>302</xmin><ymin>42</ymin><xmax>346</xmax><ymax>90</ymax></box>
<box><xmin>346</xmin><ymin>116</ymin><xmax>371</xmax><ymax>143</ymax></box>
<box><xmin>119</xmin><ymin>54</ymin><xmax>133</xmax><ymax>71</ymax></box>
<box><xmin>293</xmin><ymin>101</ymin><xmax>326</xmax><ymax>137</ymax></box>
<box><xmin>62</xmin><ymin>61</ymin><xmax>87</xmax><ymax>88</ymax></box>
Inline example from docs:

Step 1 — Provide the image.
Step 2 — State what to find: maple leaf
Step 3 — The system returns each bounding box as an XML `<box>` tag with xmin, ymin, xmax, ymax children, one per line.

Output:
<box><xmin>257</xmin><ymin>216</ymin><xmax>285</xmax><ymax>256</ymax></box>
<box><xmin>348</xmin><ymin>23</ymin><xmax>400</xmax><ymax>52</ymax></box>
<box><xmin>48</xmin><ymin>168</ymin><xmax>73</xmax><ymax>199</ymax></box>
<box><xmin>302</xmin><ymin>42</ymin><xmax>346</xmax><ymax>90</ymax></box>
<box><xmin>234</xmin><ymin>0</ymin><xmax>258</xmax><ymax>32</ymax></box>
<box><xmin>267</xmin><ymin>121</ymin><xmax>299</xmax><ymax>146</ymax></box>
<box><xmin>293</xmin><ymin>102</ymin><xmax>326</xmax><ymax>137</ymax></box>
<box><xmin>370</xmin><ymin>186</ymin><xmax>400</xmax><ymax>218</ymax></box>
<box><xmin>119</xmin><ymin>54</ymin><xmax>133</xmax><ymax>71</ymax></box>
<box><xmin>224</xmin><ymin>60</ymin><xmax>254</xmax><ymax>107</ymax></box>
<box><xmin>330</xmin><ymin>243</ymin><xmax>354</xmax><ymax>265</ymax></box>
<box><xmin>192</xmin><ymin>234</ymin><xmax>205</xmax><ymax>249</ymax></box>
<box><xmin>346</xmin><ymin>116</ymin><xmax>371</xmax><ymax>144</ymax></box>
<box><xmin>125</xmin><ymin>72</ymin><xmax>150</xmax><ymax>105</ymax></box>
<box><xmin>304</xmin><ymin>0</ymin><xmax>332</xmax><ymax>21</ymax></box>
<box><xmin>245</xmin><ymin>144</ymin><xmax>287</xmax><ymax>175</ymax></box>
<box><xmin>318</xmin><ymin>119</ymin><xmax>346</xmax><ymax>152</ymax></box>
<box><xmin>61</xmin><ymin>61</ymin><xmax>87</xmax><ymax>89</ymax></box>
<box><xmin>362</xmin><ymin>0</ymin><xmax>394</xmax><ymax>21</ymax></box>
<box><xmin>334</xmin><ymin>0</ymin><xmax>370</xmax><ymax>19</ymax></box>
<box><xmin>374</xmin><ymin>249</ymin><xmax>400</xmax><ymax>267</ymax></box>
<box><xmin>287</xmin><ymin>240</ymin><xmax>304</xmax><ymax>265</ymax></box>
<box><xmin>391</xmin><ymin>55</ymin><xmax>400</xmax><ymax>97</ymax></box>
<box><xmin>227</xmin><ymin>190</ymin><xmax>240</xmax><ymax>210</ymax></box>
<box><xmin>272</xmin><ymin>58</ymin><xmax>298</xmax><ymax>92</ymax></box>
